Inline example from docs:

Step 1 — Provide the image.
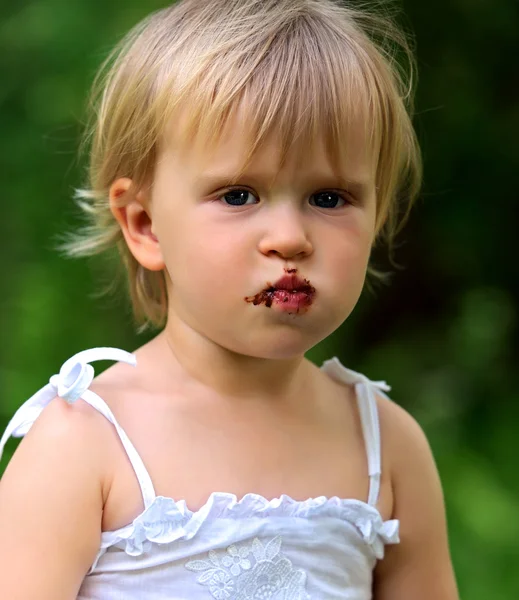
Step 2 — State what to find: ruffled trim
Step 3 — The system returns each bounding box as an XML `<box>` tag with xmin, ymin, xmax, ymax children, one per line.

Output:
<box><xmin>355</xmin><ymin>513</ymin><xmax>400</xmax><ymax>560</ymax></box>
<box><xmin>96</xmin><ymin>492</ymin><xmax>399</xmax><ymax>564</ymax></box>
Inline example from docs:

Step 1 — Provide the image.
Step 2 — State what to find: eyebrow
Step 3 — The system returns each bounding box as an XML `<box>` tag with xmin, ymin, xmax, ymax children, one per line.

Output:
<box><xmin>197</xmin><ymin>172</ymin><xmax>373</xmax><ymax>196</ymax></box>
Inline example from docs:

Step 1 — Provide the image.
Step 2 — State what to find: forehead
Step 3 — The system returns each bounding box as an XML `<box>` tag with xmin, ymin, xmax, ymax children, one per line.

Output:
<box><xmin>161</xmin><ymin>102</ymin><xmax>377</xmax><ymax>187</ymax></box>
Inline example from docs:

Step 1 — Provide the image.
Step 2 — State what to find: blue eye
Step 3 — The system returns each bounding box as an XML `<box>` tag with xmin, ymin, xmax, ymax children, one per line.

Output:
<box><xmin>310</xmin><ymin>191</ymin><xmax>348</xmax><ymax>209</ymax></box>
<box><xmin>220</xmin><ymin>189</ymin><xmax>258</xmax><ymax>206</ymax></box>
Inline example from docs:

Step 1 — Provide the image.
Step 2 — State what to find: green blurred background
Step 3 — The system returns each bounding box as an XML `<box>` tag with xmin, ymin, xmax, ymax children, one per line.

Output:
<box><xmin>1</xmin><ymin>1</ymin><xmax>518</xmax><ymax>597</ymax></box>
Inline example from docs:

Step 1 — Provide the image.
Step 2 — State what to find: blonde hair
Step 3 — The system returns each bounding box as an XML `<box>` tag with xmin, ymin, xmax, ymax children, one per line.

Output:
<box><xmin>60</xmin><ymin>0</ymin><xmax>422</xmax><ymax>332</ymax></box>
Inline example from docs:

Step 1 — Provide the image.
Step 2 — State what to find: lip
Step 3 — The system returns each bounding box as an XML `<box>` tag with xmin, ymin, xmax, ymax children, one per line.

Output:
<box><xmin>244</xmin><ymin>273</ymin><xmax>316</xmax><ymax>313</ymax></box>
<box><xmin>270</xmin><ymin>274</ymin><xmax>314</xmax><ymax>293</ymax></box>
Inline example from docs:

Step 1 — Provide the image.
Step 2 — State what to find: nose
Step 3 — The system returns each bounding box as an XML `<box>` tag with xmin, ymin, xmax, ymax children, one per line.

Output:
<box><xmin>258</xmin><ymin>203</ymin><xmax>313</xmax><ymax>260</ymax></box>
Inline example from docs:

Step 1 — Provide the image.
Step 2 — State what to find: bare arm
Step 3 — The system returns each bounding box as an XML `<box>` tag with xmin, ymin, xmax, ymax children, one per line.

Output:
<box><xmin>374</xmin><ymin>400</ymin><xmax>459</xmax><ymax>600</ymax></box>
<box><xmin>0</xmin><ymin>397</ymin><xmax>111</xmax><ymax>600</ymax></box>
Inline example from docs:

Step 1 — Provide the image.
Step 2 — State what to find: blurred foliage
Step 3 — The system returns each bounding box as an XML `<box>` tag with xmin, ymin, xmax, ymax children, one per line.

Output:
<box><xmin>1</xmin><ymin>1</ymin><xmax>518</xmax><ymax>597</ymax></box>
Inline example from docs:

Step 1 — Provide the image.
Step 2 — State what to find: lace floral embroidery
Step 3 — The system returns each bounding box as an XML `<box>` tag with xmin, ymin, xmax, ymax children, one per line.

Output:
<box><xmin>186</xmin><ymin>536</ymin><xmax>309</xmax><ymax>599</ymax></box>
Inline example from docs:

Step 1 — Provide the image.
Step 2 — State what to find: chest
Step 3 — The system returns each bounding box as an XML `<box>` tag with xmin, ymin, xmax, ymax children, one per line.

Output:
<box><xmin>101</xmin><ymin>382</ymin><xmax>370</xmax><ymax>531</ymax></box>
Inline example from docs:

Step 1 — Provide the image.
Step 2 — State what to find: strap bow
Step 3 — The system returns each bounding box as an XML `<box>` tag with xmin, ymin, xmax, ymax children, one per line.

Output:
<box><xmin>0</xmin><ymin>347</ymin><xmax>136</xmax><ymax>462</ymax></box>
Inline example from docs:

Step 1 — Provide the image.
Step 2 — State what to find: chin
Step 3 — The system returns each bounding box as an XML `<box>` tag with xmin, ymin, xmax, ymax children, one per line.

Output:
<box><xmin>225</xmin><ymin>325</ymin><xmax>331</xmax><ymax>361</ymax></box>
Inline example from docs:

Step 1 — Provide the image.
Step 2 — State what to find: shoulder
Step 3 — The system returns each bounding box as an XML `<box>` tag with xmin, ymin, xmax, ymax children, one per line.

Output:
<box><xmin>375</xmin><ymin>391</ymin><xmax>445</xmax><ymax>524</ymax></box>
<box><xmin>3</xmin><ymin>394</ymin><xmax>115</xmax><ymax>499</ymax></box>
<box><xmin>372</xmin><ymin>392</ymin><xmax>459</xmax><ymax>599</ymax></box>
<box><xmin>0</xmin><ymin>397</ymin><xmax>113</xmax><ymax>597</ymax></box>
<box><xmin>375</xmin><ymin>391</ymin><xmax>437</xmax><ymax>483</ymax></box>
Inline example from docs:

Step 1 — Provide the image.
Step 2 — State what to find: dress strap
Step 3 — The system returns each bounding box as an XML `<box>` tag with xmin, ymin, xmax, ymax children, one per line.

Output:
<box><xmin>0</xmin><ymin>348</ymin><xmax>157</xmax><ymax>510</ymax></box>
<box><xmin>320</xmin><ymin>357</ymin><xmax>391</xmax><ymax>507</ymax></box>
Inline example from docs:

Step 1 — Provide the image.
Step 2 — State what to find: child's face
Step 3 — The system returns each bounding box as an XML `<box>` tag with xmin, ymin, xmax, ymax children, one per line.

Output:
<box><xmin>134</xmin><ymin>114</ymin><xmax>376</xmax><ymax>359</ymax></box>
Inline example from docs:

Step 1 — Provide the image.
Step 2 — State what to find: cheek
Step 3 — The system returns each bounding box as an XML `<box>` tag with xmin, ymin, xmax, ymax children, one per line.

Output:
<box><xmin>323</xmin><ymin>232</ymin><xmax>372</xmax><ymax>324</ymax></box>
<box><xmin>325</xmin><ymin>221</ymin><xmax>373</xmax><ymax>280</ymax></box>
<box><xmin>160</xmin><ymin>212</ymin><xmax>253</xmax><ymax>291</ymax></box>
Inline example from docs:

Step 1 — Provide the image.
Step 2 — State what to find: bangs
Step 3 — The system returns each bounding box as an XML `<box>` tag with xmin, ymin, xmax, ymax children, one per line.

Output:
<box><xmin>157</xmin><ymin>13</ymin><xmax>386</xmax><ymax>183</ymax></box>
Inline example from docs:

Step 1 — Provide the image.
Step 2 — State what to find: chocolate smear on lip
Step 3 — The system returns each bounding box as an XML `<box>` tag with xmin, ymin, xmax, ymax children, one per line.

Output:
<box><xmin>245</xmin><ymin>284</ymin><xmax>276</xmax><ymax>308</ymax></box>
<box><xmin>244</xmin><ymin>271</ymin><xmax>316</xmax><ymax>309</ymax></box>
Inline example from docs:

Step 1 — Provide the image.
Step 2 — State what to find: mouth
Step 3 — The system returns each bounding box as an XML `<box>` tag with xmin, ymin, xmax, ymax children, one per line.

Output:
<box><xmin>245</xmin><ymin>273</ymin><xmax>316</xmax><ymax>313</ymax></box>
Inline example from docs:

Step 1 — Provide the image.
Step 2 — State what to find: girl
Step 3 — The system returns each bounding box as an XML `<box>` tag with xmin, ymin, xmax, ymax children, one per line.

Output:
<box><xmin>0</xmin><ymin>0</ymin><xmax>459</xmax><ymax>598</ymax></box>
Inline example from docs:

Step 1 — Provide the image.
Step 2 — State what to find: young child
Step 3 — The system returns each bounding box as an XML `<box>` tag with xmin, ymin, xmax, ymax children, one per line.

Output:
<box><xmin>0</xmin><ymin>0</ymin><xmax>459</xmax><ymax>598</ymax></box>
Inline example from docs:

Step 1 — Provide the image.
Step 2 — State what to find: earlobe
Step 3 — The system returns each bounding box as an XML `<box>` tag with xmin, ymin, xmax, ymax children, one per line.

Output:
<box><xmin>109</xmin><ymin>178</ymin><xmax>165</xmax><ymax>272</ymax></box>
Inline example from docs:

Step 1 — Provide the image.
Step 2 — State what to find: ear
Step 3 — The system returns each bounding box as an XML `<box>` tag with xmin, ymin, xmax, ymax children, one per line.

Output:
<box><xmin>109</xmin><ymin>177</ymin><xmax>165</xmax><ymax>271</ymax></box>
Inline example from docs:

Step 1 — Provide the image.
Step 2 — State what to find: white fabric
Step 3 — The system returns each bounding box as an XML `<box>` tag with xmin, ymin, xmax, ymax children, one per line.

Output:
<box><xmin>0</xmin><ymin>348</ymin><xmax>399</xmax><ymax>600</ymax></box>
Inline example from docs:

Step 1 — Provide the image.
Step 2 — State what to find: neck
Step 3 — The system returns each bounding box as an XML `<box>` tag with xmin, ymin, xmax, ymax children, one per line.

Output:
<box><xmin>149</xmin><ymin>318</ymin><xmax>313</xmax><ymax>403</ymax></box>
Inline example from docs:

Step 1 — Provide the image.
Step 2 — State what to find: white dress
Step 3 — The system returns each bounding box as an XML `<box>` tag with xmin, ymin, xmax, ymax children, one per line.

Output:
<box><xmin>0</xmin><ymin>347</ymin><xmax>399</xmax><ymax>599</ymax></box>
